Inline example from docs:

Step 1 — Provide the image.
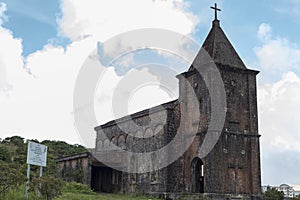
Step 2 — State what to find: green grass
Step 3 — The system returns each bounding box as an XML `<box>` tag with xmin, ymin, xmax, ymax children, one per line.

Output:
<box><xmin>5</xmin><ymin>188</ymin><xmax>158</xmax><ymax>200</ymax></box>
<box><xmin>3</xmin><ymin>184</ymin><xmax>39</xmax><ymax>200</ymax></box>
<box><xmin>55</xmin><ymin>182</ymin><xmax>159</xmax><ymax>200</ymax></box>
<box><xmin>55</xmin><ymin>193</ymin><xmax>158</xmax><ymax>200</ymax></box>
<box><xmin>3</xmin><ymin>182</ymin><xmax>159</xmax><ymax>200</ymax></box>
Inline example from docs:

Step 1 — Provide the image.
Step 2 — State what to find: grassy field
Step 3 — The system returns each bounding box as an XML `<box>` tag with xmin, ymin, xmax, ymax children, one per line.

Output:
<box><xmin>3</xmin><ymin>183</ymin><xmax>159</xmax><ymax>200</ymax></box>
<box><xmin>56</xmin><ymin>193</ymin><xmax>159</xmax><ymax>200</ymax></box>
<box><xmin>5</xmin><ymin>190</ymin><xmax>159</xmax><ymax>200</ymax></box>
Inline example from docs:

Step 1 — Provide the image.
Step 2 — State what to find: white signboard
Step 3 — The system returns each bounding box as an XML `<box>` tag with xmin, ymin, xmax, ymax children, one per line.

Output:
<box><xmin>27</xmin><ymin>141</ymin><xmax>47</xmax><ymax>167</ymax></box>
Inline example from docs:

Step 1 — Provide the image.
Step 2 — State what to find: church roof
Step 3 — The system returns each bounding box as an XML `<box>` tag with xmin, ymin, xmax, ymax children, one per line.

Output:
<box><xmin>95</xmin><ymin>99</ymin><xmax>178</xmax><ymax>130</ymax></box>
<box><xmin>191</xmin><ymin>19</ymin><xmax>247</xmax><ymax>70</ymax></box>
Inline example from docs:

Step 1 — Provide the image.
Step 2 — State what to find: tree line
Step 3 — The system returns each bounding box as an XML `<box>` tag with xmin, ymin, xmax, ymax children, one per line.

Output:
<box><xmin>0</xmin><ymin>135</ymin><xmax>87</xmax><ymax>199</ymax></box>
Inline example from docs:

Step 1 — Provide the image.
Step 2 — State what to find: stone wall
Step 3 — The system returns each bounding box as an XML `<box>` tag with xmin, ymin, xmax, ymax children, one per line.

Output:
<box><xmin>56</xmin><ymin>153</ymin><xmax>91</xmax><ymax>186</ymax></box>
<box><xmin>94</xmin><ymin>101</ymin><xmax>178</xmax><ymax>194</ymax></box>
<box><xmin>177</xmin><ymin>63</ymin><xmax>261</xmax><ymax>197</ymax></box>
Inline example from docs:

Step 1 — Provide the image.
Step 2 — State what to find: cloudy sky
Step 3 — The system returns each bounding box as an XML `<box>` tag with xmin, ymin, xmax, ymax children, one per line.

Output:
<box><xmin>0</xmin><ymin>0</ymin><xmax>300</xmax><ymax>186</ymax></box>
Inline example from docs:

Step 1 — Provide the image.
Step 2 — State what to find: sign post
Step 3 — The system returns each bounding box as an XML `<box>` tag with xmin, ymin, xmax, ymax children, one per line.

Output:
<box><xmin>26</xmin><ymin>141</ymin><xmax>47</xmax><ymax>199</ymax></box>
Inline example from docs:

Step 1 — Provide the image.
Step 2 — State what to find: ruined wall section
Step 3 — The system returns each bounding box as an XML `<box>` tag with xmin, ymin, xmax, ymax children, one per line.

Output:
<box><xmin>56</xmin><ymin>153</ymin><xmax>92</xmax><ymax>186</ymax></box>
<box><xmin>94</xmin><ymin>101</ymin><xmax>177</xmax><ymax>194</ymax></box>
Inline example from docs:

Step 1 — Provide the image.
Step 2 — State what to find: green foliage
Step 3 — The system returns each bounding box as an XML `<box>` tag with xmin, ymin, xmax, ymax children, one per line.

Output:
<box><xmin>0</xmin><ymin>136</ymin><xmax>87</xmax><ymax>178</ymax></box>
<box><xmin>55</xmin><ymin>193</ymin><xmax>159</xmax><ymax>200</ymax></box>
<box><xmin>61</xmin><ymin>182</ymin><xmax>95</xmax><ymax>195</ymax></box>
<box><xmin>4</xmin><ymin>184</ymin><xmax>38</xmax><ymax>200</ymax></box>
<box><xmin>41</xmin><ymin>140</ymin><xmax>87</xmax><ymax>177</ymax></box>
<box><xmin>0</xmin><ymin>136</ymin><xmax>89</xmax><ymax>199</ymax></box>
<box><xmin>30</xmin><ymin>176</ymin><xmax>65</xmax><ymax>200</ymax></box>
<box><xmin>2</xmin><ymin>136</ymin><xmax>25</xmax><ymax>147</ymax></box>
<box><xmin>41</xmin><ymin>140</ymin><xmax>86</xmax><ymax>158</ymax></box>
<box><xmin>0</xmin><ymin>145</ymin><xmax>11</xmax><ymax>162</ymax></box>
<box><xmin>3</xmin><ymin>183</ymin><xmax>159</xmax><ymax>200</ymax></box>
<box><xmin>55</xmin><ymin>193</ymin><xmax>98</xmax><ymax>200</ymax></box>
<box><xmin>262</xmin><ymin>188</ymin><xmax>285</xmax><ymax>200</ymax></box>
<box><xmin>0</xmin><ymin>163</ymin><xmax>26</xmax><ymax>198</ymax></box>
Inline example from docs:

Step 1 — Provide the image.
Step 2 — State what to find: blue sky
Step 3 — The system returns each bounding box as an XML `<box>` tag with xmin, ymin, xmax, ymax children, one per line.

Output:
<box><xmin>1</xmin><ymin>0</ymin><xmax>70</xmax><ymax>55</ymax></box>
<box><xmin>2</xmin><ymin>0</ymin><xmax>299</xmax><ymax>58</ymax></box>
<box><xmin>2</xmin><ymin>0</ymin><xmax>300</xmax><ymax>81</ymax></box>
<box><xmin>1</xmin><ymin>0</ymin><xmax>300</xmax><ymax>186</ymax></box>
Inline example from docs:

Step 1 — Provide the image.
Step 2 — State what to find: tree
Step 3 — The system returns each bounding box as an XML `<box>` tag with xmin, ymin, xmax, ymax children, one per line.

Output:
<box><xmin>41</xmin><ymin>140</ymin><xmax>86</xmax><ymax>158</ymax></box>
<box><xmin>0</xmin><ymin>145</ymin><xmax>11</xmax><ymax>162</ymax></box>
<box><xmin>0</xmin><ymin>163</ymin><xmax>26</xmax><ymax>198</ymax></box>
<box><xmin>0</xmin><ymin>135</ymin><xmax>88</xmax><ymax>189</ymax></box>
<box><xmin>30</xmin><ymin>176</ymin><xmax>65</xmax><ymax>200</ymax></box>
<box><xmin>2</xmin><ymin>136</ymin><xmax>25</xmax><ymax>147</ymax></box>
<box><xmin>262</xmin><ymin>188</ymin><xmax>285</xmax><ymax>200</ymax></box>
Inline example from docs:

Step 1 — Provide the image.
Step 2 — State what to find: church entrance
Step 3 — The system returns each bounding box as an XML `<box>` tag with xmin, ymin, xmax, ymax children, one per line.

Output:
<box><xmin>91</xmin><ymin>166</ymin><xmax>113</xmax><ymax>193</ymax></box>
<box><xmin>191</xmin><ymin>157</ymin><xmax>204</xmax><ymax>193</ymax></box>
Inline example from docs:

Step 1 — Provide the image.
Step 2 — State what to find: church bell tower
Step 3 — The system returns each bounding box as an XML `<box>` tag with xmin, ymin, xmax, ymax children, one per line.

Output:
<box><xmin>177</xmin><ymin>3</ymin><xmax>262</xmax><ymax>199</ymax></box>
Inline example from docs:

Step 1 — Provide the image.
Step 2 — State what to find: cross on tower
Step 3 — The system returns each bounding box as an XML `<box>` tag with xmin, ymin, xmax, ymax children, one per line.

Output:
<box><xmin>210</xmin><ymin>3</ymin><xmax>221</xmax><ymax>20</ymax></box>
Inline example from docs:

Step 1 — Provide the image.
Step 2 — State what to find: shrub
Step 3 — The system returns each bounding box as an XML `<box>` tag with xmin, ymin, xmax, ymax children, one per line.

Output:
<box><xmin>30</xmin><ymin>176</ymin><xmax>64</xmax><ymax>200</ymax></box>
<box><xmin>262</xmin><ymin>188</ymin><xmax>284</xmax><ymax>200</ymax></box>
<box><xmin>5</xmin><ymin>184</ymin><xmax>38</xmax><ymax>200</ymax></box>
<box><xmin>0</xmin><ymin>163</ymin><xmax>26</xmax><ymax>198</ymax></box>
<box><xmin>61</xmin><ymin>181</ymin><xmax>95</xmax><ymax>195</ymax></box>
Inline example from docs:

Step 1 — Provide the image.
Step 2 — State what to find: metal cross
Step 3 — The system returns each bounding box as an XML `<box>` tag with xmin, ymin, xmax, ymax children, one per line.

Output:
<box><xmin>210</xmin><ymin>3</ymin><xmax>221</xmax><ymax>20</ymax></box>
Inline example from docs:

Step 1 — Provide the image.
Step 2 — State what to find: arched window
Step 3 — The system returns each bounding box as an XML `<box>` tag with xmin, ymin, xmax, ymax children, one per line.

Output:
<box><xmin>111</xmin><ymin>136</ymin><xmax>117</xmax><ymax>145</ymax></box>
<box><xmin>126</xmin><ymin>133</ymin><xmax>133</xmax><ymax>144</ymax></box>
<box><xmin>136</xmin><ymin>130</ymin><xmax>143</xmax><ymax>138</ymax></box>
<box><xmin>150</xmin><ymin>152</ymin><xmax>158</xmax><ymax>182</ymax></box>
<box><xmin>154</xmin><ymin>124</ymin><xmax>164</xmax><ymax>136</ymax></box>
<box><xmin>118</xmin><ymin>134</ymin><xmax>126</xmax><ymax>149</ymax></box>
<box><xmin>110</xmin><ymin>137</ymin><xmax>117</xmax><ymax>150</ymax></box>
<box><xmin>191</xmin><ymin>157</ymin><xmax>204</xmax><ymax>193</ymax></box>
<box><xmin>103</xmin><ymin>139</ymin><xmax>110</xmax><ymax>151</ymax></box>
<box><xmin>144</xmin><ymin>128</ymin><xmax>153</xmax><ymax>138</ymax></box>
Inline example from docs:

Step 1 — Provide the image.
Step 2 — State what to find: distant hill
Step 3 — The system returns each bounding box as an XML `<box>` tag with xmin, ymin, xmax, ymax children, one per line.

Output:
<box><xmin>0</xmin><ymin>135</ymin><xmax>87</xmax><ymax>176</ymax></box>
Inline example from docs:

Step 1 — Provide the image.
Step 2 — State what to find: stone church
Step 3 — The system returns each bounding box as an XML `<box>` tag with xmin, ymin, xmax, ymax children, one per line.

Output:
<box><xmin>56</xmin><ymin>5</ymin><xmax>262</xmax><ymax>200</ymax></box>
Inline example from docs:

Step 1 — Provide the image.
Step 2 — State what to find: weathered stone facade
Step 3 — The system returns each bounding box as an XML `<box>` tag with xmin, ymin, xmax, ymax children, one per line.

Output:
<box><xmin>55</xmin><ymin>152</ymin><xmax>92</xmax><ymax>184</ymax></box>
<box><xmin>56</xmin><ymin>17</ymin><xmax>262</xmax><ymax>200</ymax></box>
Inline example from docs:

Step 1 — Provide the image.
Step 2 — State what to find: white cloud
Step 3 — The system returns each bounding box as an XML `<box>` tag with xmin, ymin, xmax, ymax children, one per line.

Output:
<box><xmin>256</xmin><ymin>24</ymin><xmax>300</xmax><ymax>152</ymax></box>
<box><xmin>58</xmin><ymin>0</ymin><xmax>198</xmax><ymax>42</ymax></box>
<box><xmin>257</xmin><ymin>23</ymin><xmax>272</xmax><ymax>42</ymax></box>
<box><xmin>0</xmin><ymin>0</ymin><xmax>198</xmax><ymax>146</ymax></box>
<box><xmin>259</xmin><ymin>71</ymin><xmax>300</xmax><ymax>151</ymax></box>
<box><xmin>255</xmin><ymin>23</ymin><xmax>300</xmax><ymax>83</ymax></box>
<box><xmin>0</xmin><ymin>29</ymin><xmax>23</xmax><ymax>94</ymax></box>
<box><xmin>0</xmin><ymin>36</ymin><xmax>98</xmax><ymax>144</ymax></box>
<box><xmin>255</xmin><ymin>23</ymin><xmax>300</xmax><ymax>184</ymax></box>
<box><xmin>255</xmin><ymin>38</ymin><xmax>300</xmax><ymax>71</ymax></box>
<box><xmin>261</xmin><ymin>150</ymin><xmax>300</xmax><ymax>185</ymax></box>
<box><xmin>258</xmin><ymin>71</ymin><xmax>300</xmax><ymax>184</ymax></box>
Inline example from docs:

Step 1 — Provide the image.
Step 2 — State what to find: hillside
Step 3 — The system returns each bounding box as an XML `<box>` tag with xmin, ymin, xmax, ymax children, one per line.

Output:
<box><xmin>0</xmin><ymin>135</ymin><xmax>87</xmax><ymax>176</ymax></box>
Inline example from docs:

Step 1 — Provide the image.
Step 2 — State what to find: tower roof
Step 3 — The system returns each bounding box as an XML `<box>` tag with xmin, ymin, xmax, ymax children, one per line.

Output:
<box><xmin>190</xmin><ymin>19</ymin><xmax>247</xmax><ymax>70</ymax></box>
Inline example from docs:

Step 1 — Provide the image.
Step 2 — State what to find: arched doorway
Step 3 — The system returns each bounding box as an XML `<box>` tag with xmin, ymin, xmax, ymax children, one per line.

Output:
<box><xmin>191</xmin><ymin>157</ymin><xmax>204</xmax><ymax>193</ymax></box>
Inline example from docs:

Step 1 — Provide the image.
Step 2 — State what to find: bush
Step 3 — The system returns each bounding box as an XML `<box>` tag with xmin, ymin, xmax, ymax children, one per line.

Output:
<box><xmin>61</xmin><ymin>181</ymin><xmax>95</xmax><ymax>195</ymax></box>
<box><xmin>0</xmin><ymin>163</ymin><xmax>26</xmax><ymax>198</ymax></box>
<box><xmin>0</xmin><ymin>145</ymin><xmax>11</xmax><ymax>162</ymax></box>
<box><xmin>262</xmin><ymin>188</ymin><xmax>284</xmax><ymax>200</ymax></box>
<box><xmin>5</xmin><ymin>184</ymin><xmax>38</xmax><ymax>200</ymax></box>
<box><xmin>30</xmin><ymin>176</ymin><xmax>64</xmax><ymax>200</ymax></box>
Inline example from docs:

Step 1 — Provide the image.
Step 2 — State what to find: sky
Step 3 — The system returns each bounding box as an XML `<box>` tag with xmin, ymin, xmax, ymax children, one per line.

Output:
<box><xmin>0</xmin><ymin>0</ymin><xmax>300</xmax><ymax>186</ymax></box>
